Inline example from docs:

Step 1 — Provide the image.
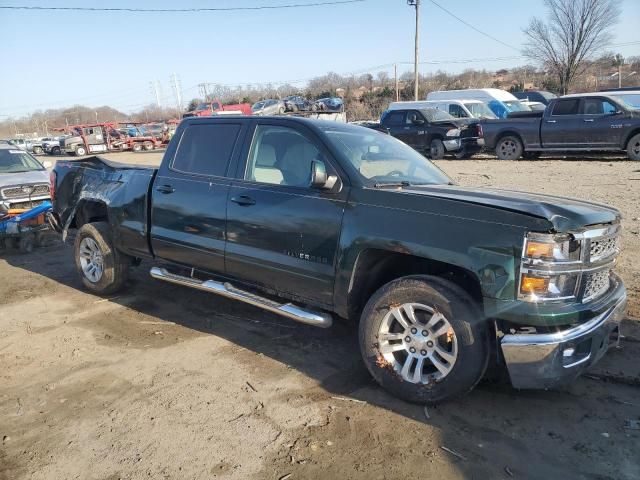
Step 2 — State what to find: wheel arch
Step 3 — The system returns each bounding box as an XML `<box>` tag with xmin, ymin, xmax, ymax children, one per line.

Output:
<box><xmin>347</xmin><ymin>248</ymin><xmax>483</xmax><ymax>321</ymax></box>
<box><xmin>70</xmin><ymin>199</ymin><xmax>109</xmax><ymax>229</ymax></box>
<box><xmin>623</xmin><ymin>128</ymin><xmax>640</xmax><ymax>149</ymax></box>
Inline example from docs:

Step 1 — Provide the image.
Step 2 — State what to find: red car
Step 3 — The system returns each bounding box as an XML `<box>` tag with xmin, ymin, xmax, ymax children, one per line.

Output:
<box><xmin>183</xmin><ymin>98</ymin><xmax>252</xmax><ymax>118</ymax></box>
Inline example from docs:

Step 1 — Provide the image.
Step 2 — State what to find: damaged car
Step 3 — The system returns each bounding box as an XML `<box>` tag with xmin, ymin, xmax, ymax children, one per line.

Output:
<box><xmin>50</xmin><ymin>117</ymin><xmax>626</xmax><ymax>403</ymax></box>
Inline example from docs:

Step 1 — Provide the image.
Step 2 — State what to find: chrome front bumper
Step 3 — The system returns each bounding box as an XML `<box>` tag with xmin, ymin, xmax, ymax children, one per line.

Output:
<box><xmin>501</xmin><ymin>292</ymin><xmax>627</xmax><ymax>389</ymax></box>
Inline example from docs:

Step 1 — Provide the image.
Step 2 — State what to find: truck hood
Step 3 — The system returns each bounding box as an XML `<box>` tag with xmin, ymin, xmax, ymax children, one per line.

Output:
<box><xmin>0</xmin><ymin>169</ymin><xmax>50</xmax><ymax>189</ymax></box>
<box><xmin>402</xmin><ymin>184</ymin><xmax>620</xmax><ymax>232</ymax></box>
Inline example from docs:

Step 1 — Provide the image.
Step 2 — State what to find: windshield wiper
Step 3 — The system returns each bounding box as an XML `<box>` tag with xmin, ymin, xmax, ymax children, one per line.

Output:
<box><xmin>373</xmin><ymin>181</ymin><xmax>413</xmax><ymax>188</ymax></box>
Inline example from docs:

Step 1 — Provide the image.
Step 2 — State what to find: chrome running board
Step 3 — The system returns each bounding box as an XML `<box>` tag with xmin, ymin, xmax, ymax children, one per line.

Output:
<box><xmin>149</xmin><ymin>267</ymin><xmax>333</xmax><ymax>328</ymax></box>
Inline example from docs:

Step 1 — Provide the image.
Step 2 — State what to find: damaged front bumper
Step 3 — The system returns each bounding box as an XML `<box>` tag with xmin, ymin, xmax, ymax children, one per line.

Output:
<box><xmin>500</xmin><ymin>281</ymin><xmax>627</xmax><ymax>390</ymax></box>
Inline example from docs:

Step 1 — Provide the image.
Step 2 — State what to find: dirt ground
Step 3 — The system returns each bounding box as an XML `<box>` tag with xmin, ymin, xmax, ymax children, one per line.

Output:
<box><xmin>1</xmin><ymin>151</ymin><xmax>639</xmax><ymax>480</ymax></box>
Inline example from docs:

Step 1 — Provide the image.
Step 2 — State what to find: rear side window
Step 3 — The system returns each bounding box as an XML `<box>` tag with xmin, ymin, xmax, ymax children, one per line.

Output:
<box><xmin>552</xmin><ymin>99</ymin><xmax>579</xmax><ymax>116</ymax></box>
<box><xmin>448</xmin><ymin>104</ymin><xmax>466</xmax><ymax>117</ymax></box>
<box><xmin>383</xmin><ymin>111</ymin><xmax>405</xmax><ymax>126</ymax></box>
<box><xmin>172</xmin><ymin>123</ymin><xmax>241</xmax><ymax>177</ymax></box>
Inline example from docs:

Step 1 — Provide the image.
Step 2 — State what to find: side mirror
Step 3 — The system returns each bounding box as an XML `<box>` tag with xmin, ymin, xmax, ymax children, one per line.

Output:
<box><xmin>42</xmin><ymin>160</ymin><xmax>53</xmax><ymax>169</ymax></box>
<box><xmin>412</xmin><ymin>118</ymin><xmax>425</xmax><ymax>125</ymax></box>
<box><xmin>0</xmin><ymin>202</ymin><xmax>8</xmax><ymax>217</ymax></box>
<box><xmin>310</xmin><ymin>160</ymin><xmax>337</xmax><ymax>190</ymax></box>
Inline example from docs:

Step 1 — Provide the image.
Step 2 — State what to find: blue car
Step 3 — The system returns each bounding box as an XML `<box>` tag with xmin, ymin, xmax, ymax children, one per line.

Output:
<box><xmin>313</xmin><ymin>97</ymin><xmax>344</xmax><ymax>112</ymax></box>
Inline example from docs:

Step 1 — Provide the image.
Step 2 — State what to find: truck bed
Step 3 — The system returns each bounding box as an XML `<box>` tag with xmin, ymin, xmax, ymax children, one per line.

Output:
<box><xmin>52</xmin><ymin>156</ymin><xmax>157</xmax><ymax>258</ymax></box>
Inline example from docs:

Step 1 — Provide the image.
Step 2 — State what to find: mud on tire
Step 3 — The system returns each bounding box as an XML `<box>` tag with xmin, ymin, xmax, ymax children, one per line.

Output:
<box><xmin>359</xmin><ymin>275</ymin><xmax>490</xmax><ymax>404</ymax></box>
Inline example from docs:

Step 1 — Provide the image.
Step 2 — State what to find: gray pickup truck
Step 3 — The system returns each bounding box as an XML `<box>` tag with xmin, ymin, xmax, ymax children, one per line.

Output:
<box><xmin>482</xmin><ymin>93</ymin><xmax>640</xmax><ymax>160</ymax></box>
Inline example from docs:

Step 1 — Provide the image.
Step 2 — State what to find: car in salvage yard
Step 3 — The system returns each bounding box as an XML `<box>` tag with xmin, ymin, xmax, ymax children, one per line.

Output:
<box><xmin>482</xmin><ymin>93</ymin><xmax>640</xmax><ymax>160</ymax></box>
<box><xmin>50</xmin><ymin>116</ymin><xmax>627</xmax><ymax>403</ymax></box>
<box><xmin>0</xmin><ymin>145</ymin><xmax>51</xmax><ymax>211</ymax></box>
<box><xmin>379</xmin><ymin>103</ymin><xmax>485</xmax><ymax>159</ymax></box>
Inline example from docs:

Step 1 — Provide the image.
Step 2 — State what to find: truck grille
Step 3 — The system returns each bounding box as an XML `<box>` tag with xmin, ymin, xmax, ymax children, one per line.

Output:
<box><xmin>580</xmin><ymin>225</ymin><xmax>620</xmax><ymax>303</ymax></box>
<box><xmin>589</xmin><ymin>236</ymin><xmax>620</xmax><ymax>262</ymax></box>
<box><xmin>1</xmin><ymin>184</ymin><xmax>50</xmax><ymax>199</ymax></box>
<box><xmin>582</xmin><ymin>270</ymin><xmax>611</xmax><ymax>302</ymax></box>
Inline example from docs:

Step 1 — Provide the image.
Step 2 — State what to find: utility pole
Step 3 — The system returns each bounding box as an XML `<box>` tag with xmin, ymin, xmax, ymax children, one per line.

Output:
<box><xmin>170</xmin><ymin>73</ymin><xmax>183</xmax><ymax>114</ymax></box>
<box><xmin>408</xmin><ymin>0</ymin><xmax>420</xmax><ymax>100</ymax></box>
<box><xmin>394</xmin><ymin>63</ymin><xmax>399</xmax><ymax>101</ymax></box>
<box><xmin>150</xmin><ymin>80</ymin><xmax>161</xmax><ymax>108</ymax></box>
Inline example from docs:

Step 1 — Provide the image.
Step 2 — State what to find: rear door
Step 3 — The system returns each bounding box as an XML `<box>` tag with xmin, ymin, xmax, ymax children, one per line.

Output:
<box><xmin>540</xmin><ymin>98</ymin><xmax>582</xmax><ymax>148</ymax></box>
<box><xmin>225</xmin><ymin>120</ymin><xmax>348</xmax><ymax>306</ymax></box>
<box><xmin>150</xmin><ymin>121</ymin><xmax>246</xmax><ymax>273</ymax></box>
<box><xmin>578</xmin><ymin>97</ymin><xmax>623</xmax><ymax>148</ymax></box>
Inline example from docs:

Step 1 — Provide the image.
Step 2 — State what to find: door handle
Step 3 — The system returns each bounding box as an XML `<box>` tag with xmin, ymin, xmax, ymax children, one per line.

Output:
<box><xmin>546</xmin><ymin>120</ymin><xmax>557</xmax><ymax>123</ymax></box>
<box><xmin>230</xmin><ymin>195</ymin><xmax>256</xmax><ymax>206</ymax></box>
<box><xmin>155</xmin><ymin>184</ymin><xmax>175</xmax><ymax>194</ymax></box>
<box><xmin>583</xmin><ymin>118</ymin><xmax>594</xmax><ymax>122</ymax></box>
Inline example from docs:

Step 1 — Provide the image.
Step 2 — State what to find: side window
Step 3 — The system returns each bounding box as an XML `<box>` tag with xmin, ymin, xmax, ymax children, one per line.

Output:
<box><xmin>384</xmin><ymin>111</ymin><xmax>405</xmax><ymax>126</ymax></box>
<box><xmin>552</xmin><ymin>99</ymin><xmax>579</xmax><ymax>116</ymax></box>
<box><xmin>583</xmin><ymin>99</ymin><xmax>617</xmax><ymax>115</ymax></box>
<box><xmin>245</xmin><ymin>125</ymin><xmax>322</xmax><ymax>188</ymax></box>
<box><xmin>405</xmin><ymin>111</ymin><xmax>420</xmax><ymax>124</ymax></box>
<box><xmin>172</xmin><ymin>123</ymin><xmax>241</xmax><ymax>177</ymax></box>
<box><xmin>448</xmin><ymin>104</ymin><xmax>465</xmax><ymax>118</ymax></box>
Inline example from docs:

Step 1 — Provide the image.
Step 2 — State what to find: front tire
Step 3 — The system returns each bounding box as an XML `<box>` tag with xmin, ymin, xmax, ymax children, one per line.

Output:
<box><xmin>74</xmin><ymin>222</ymin><xmax>130</xmax><ymax>295</ymax></box>
<box><xmin>429</xmin><ymin>139</ymin><xmax>445</xmax><ymax>160</ymax></box>
<box><xmin>359</xmin><ymin>276</ymin><xmax>489</xmax><ymax>404</ymax></box>
<box><xmin>132</xmin><ymin>143</ymin><xmax>143</xmax><ymax>152</ymax></box>
<box><xmin>495</xmin><ymin>135</ymin><xmax>523</xmax><ymax>160</ymax></box>
<box><xmin>627</xmin><ymin>133</ymin><xmax>640</xmax><ymax>161</ymax></box>
<box><xmin>75</xmin><ymin>145</ymin><xmax>87</xmax><ymax>156</ymax></box>
<box><xmin>33</xmin><ymin>146</ymin><xmax>43</xmax><ymax>155</ymax></box>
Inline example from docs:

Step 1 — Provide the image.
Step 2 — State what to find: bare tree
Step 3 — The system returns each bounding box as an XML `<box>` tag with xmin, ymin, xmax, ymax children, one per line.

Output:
<box><xmin>523</xmin><ymin>0</ymin><xmax>620</xmax><ymax>94</ymax></box>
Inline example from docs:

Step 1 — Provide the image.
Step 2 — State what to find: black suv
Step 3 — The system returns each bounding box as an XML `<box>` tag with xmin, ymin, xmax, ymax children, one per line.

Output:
<box><xmin>379</xmin><ymin>107</ymin><xmax>484</xmax><ymax>159</ymax></box>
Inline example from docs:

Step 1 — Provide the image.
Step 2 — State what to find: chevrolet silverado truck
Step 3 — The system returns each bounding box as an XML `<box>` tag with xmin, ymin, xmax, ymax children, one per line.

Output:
<box><xmin>379</xmin><ymin>105</ymin><xmax>484</xmax><ymax>160</ymax></box>
<box><xmin>482</xmin><ymin>93</ymin><xmax>640</xmax><ymax>160</ymax></box>
<box><xmin>49</xmin><ymin>116</ymin><xmax>627</xmax><ymax>403</ymax></box>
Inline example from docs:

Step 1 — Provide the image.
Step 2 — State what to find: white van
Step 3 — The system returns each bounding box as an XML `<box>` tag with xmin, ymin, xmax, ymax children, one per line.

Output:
<box><xmin>387</xmin><ymin>100</ymin><xmax>496</xmax><ymax>119</ymax></box>
<box><xmin>426</xmin><ymin>88</ymin><xmax>530</xmax><ymax>118</ymax></box>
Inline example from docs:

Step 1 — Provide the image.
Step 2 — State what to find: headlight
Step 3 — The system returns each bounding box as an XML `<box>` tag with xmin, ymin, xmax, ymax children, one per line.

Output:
<box><xmin>519</xmin><ymin>232</ymin><xmax>582</xmax><ymax>302</ymax></box>
<box><xmin>519</xmin><ymin>272</ymin><xmax>579</xmax><ymax>301</ymax></box>
<box><xmin>446</xmin><ymin>128</ymin><xmax>460</xmax><ymax>137</ymax></box>
<box><xmin>523</xmin><ymin>232</ymin><xmax>581</xmax><ymax>263</ymax></box>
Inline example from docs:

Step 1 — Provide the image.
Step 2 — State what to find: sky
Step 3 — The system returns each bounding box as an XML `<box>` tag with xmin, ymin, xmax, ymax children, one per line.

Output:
<box><xmin>0</xmin><ymin>0</ymin><xmax>638</xmax><ymax>118</ymax></box>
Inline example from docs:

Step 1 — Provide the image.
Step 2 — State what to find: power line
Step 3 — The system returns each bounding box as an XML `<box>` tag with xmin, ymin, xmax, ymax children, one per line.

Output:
<box><xmin>426</xmin><ymin>0</ymin><xmax>521</xmax><ymax>53</ymax></box>
<box><xmin>0</xmin><ymin>1</ymin><xmax>365</xmax><ymax>13</ymax></box>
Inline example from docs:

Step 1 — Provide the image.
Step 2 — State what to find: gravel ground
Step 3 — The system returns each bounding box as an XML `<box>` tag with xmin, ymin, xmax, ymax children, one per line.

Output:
<box><xmin>1</xmin><ymin>151</ymin><xmax>639</xmax><ymax>480</ymax></box>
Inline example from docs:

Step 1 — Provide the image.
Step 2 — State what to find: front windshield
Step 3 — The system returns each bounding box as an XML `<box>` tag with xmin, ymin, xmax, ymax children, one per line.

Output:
<box><xmin>504</xmin><ymin>100</ymin><xmax>531</xmax><ymax>112</ymax></box>
<box><xmin>0</xmin><ymin>149</ymin><xmax>44</xmax><ymax>174</ymax></box>
<box><xmin>321</xmin><ymin>125</ymin><xmax>451</xmax><ymax>186</ymax></box>
<box><xmin>420</xmin><ymin>108</ymin><xmax>455</xmax><ymax>122</ymax></box>
<box><xmin>252</xmin><ymin>101</ymin><xmax>265</xmax><ymax>110</ymax></box>
<box><xmin>611</xmin><ymin>94</ymin><xmax>640</xmax><ymax>109</ymax></box>
<box><xmin>196</xmin><ymin>102</ymin><xmax>209</xmax><ymax>111</ymax></box>
<box><xmin>463</xmin><ymin>102</ymin><xmax>497</xmax><ymax>119</ymax></box>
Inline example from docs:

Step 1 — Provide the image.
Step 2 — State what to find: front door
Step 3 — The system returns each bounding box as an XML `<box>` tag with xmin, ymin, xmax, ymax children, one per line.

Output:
<box><xmin>150</xmin><ymin>121</ymin><xmax>246</xmax><ymax>273</ymax></box>
<box><xmin>540</xmin><ymin>98</ymin><xmax>582</xmax><ymax>148</ymax></box>
<box><xmin>225</xmin><ymin>121</ymin><xmax>347</xmax><ymax>306</ymax></box>
<box><xmin>578</xmin><ymin>97</ymin><xmax>624</xmax><ymax>148</ymax></box>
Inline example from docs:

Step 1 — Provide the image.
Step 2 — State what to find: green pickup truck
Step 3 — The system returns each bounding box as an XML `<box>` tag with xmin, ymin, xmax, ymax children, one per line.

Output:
<box><xmin>50</xmin><ymin>116</ymin><xmax>627</xmax><ymax>403</ymax></box>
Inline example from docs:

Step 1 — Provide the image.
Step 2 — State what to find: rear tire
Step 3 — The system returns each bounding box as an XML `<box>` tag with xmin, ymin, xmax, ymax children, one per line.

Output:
<box><xmin>132</xmin><ymin>143</ymin><xmax>143</xmax><ymax>152</ymax></box>
<box><xmin>143</xmin><ymin>141</ymin><xmax>154</xmax><ymax>151</ymax></box>
<box><xmin>18</xmin><ymin>233</ymin><xmax>35</xmax><ymax>253</ymax></box>
<box><xmin>74</xmin><ymin>222</ymin><xmax>130</xmax><ymax>295</ymax></box>
<box><xmin>429</xmin><ymin>139</ymin><xmax>445</xmax><ymax>160</ymax></box>
<box><xmin>51</xmin><ymin>146</ymin><xmax>61</xmax><ymax>155</ymax></box>
<box><xmin>627</xmin><ymin>133</ymin><xmax>640</xmax><ymax>161</ymax></box>
<box><xmin>359</xmin><ymin>276</ymin><xmax>489</xmax><ymax>404</ymax></box>
<box><xmin>495</xmin><ymin>135</ymin><xmax>523</xmax><ymax>160</ymax></box>
<box><xmin>33</xmin><ymin>146</ymin><xmax>43</xmax><ymax>155</ymax></box>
